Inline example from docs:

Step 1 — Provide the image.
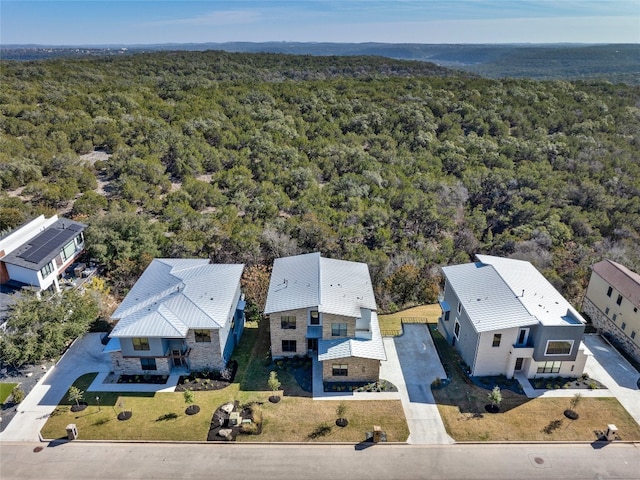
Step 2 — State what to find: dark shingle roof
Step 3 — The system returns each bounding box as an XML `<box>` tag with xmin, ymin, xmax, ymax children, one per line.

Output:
<box><xmin>592</xmin><ymin>260</ymin><xmax>640</xmax><ymax>307</ymax></box>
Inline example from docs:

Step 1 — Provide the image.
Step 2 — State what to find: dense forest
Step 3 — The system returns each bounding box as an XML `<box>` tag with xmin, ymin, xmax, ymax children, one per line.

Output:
<box><xmin>1</xmin><ymin>51</ymin><xmax>639</xmax><ymax>312</ymax></box>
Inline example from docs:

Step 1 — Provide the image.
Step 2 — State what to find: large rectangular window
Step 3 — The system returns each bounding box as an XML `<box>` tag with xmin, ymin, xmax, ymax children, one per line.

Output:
<box><xmin>606</xmin><ymin>286</ymin><xmax>613</xmax><ymax>297</ymax></box>
<box><xmin>331</xmin><ymin>323</ymin><xmax>347</xmax><ymax>337</ymax></box>
<box><xmin>282</xmin><ymin>340</ymin><xmax>296</xmax><ymax>352</ymax></box>
<box><xmin>616</xmin><ymin>294</ymin><xmax>623</xmax><ymax>306</ymax></box>
<box><xmin>454</xmin><ymin>320</ymin><xmax>461</xmax><ymax>339</ymax></box>
<box><xmin>492</xmin><ymin>334</ymin><xmax>502</xmax><ymax>347</ymax></box>
<box><xmin>194</xmin><ymin>330</ymin><xmax>211</xmax><ymax>342</ymax></box>
<box><xmin>140</xmin><ymin>358</ymin><xmax>157</xmax><ymax>371</ymax></box>
<box><xmin>40</xmin><ymin>261</ymin><xmax>54</xmax><ymax>278</ymax></box>
<box><xmin>444</xmin><ymin>311</ymin><xmax>450</xmax><ymax>322</ymax></box>
<box><xmin>281</xmin><ymin>316</ymin><xmax>296</xmax><ymax>329</ymax></box>
<box><xmin>310</xmin><ymin>310</ymin><xmax>320</xmax><ymax>325</ymax></box>
<box><xmin>132</xmin><ymin>337</ymin><xmax>150</xmax><ymax>351</ymax></box>
<box><xmin>332</xmin><ymin>364</ymin><xmax>348</xmax><ymax>376</ymax></box>
<box><xmin>545</xmin><ymin>340</ymin><xmax>573</xmax><ymax>356</ymax></box>
<box><xmin>61</xmin><ymin>240</ymin><xmax>77</xmax><ymax>261</ymax></box>
<box><xmin>537</xmin><ymin>361</ymin><xmax>561</xmax><ymax>374</ymax></box>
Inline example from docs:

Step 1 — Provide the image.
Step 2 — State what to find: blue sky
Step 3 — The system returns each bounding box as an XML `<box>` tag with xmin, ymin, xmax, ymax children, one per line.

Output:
<box><xmin>1</xmin><ymin>1</ymin><xmax>638</xmax><ymax>45</ymax></box>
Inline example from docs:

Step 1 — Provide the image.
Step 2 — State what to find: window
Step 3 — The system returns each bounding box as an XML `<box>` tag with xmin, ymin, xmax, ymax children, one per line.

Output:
<box><xmin>617</xmin><ymin>294</ymin><xmax>623</xmax><ymax>306</ymax></box>
<box><xmin>517</xmin><ymin>328</ymin><xmax>529</xmax><ymax>346</ymax></box>
<box><xmin>612</xmin><ymin>314</ymin><xmax>617</xmax><ymax>322</ymax></box>
<box><xmin>621</xmin><ymin>322</ymin><xmax>626</xmax><ymax>331</ymax></box>
<box><xmin>331</xmin><ymin>323</ymin><xmax>347</xmax><ymax>337</ymax></box>
<box><xmin>281</xmin><ymin>316</ymin><xmax>296</xmax><ymax>330</ymax></box>
<box><xmin>457</xmin><ymin>302</ymin><xmax>462</xmax><ymax>314</ymax></box>
<box><xmin>310</xmin><ymin>310</ymin><xmax>320</xmax><ymax>325</ymax></box>
<box><xmin>537</xmin><ymin>361</ymin><xmax>561</xmax><ymax>374</ymax></box>
<box><xmin>606</xmin><ymin>286</ymin><xmax>613</xmax><ymax>297</ymax></box>
<box><xmin>444</xmin><ymin>311</ymin><xmax>450</xmax><ymax>321</ymax></box>
<box><xmin>545</xmin><ymin>340</ymin><xmax>573</xmax><ymax>356</ymax></box>
<box><xmin>40</xmin><ymin>261</ymin><xmax>54</xmax><ymax>278</ymax></box>
<box><xmin>194</xmin><ymin>330</ymin><xmax>211</xmax><ymax>342</ymax></box>
<box><xmin>631</xmin><ymin>331</ymin><xmax>636</xmax><ymax>339</ymax></box>
<box><xmin>332</xmin><ymin>364</ymin><xmax>348</xmax><ymax>376</ymax></box>
<box><xmin>132</xmin><ymin>337</ymin><xmax>150</xmax><ymax>351</ymax></box>
<box><xmin>282</xmin><ymin>340</ymin><xmax>296</xmax><ymax>352</ymax></box>
<box><xmin>634</xmin><ymin>307</ymin><xmax>638</xmax><ymax>313</ymax></box>
<box><xmin>140</xmin><ymin>358</ymin><xmax>157</xmax><ymax>371</ymax></box>
<box><xmin>61</xmin><ymin>240</ymin><xmax>77</xmax><ymax>261</ymax></box>
<box><xmin>454</xmin><ymin>320</ymin><xmax>461</xmax><ymax>339</ymax></box>
<box><xmin>492</xmin><ymin>334</ymin><xmax>502</xmax><ymax>347</ymax></box>
<box><xmin>605</xmin><ymin>307</ymin><xmax>610</xmax><ymax>315</ymax></box>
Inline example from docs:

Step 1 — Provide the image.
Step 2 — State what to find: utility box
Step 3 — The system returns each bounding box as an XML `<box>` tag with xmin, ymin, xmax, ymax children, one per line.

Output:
<box><xmin>606</xmin><ymin>424</ymin><xmax>618</xmax><ymax>441</ymax></box>
<box><xmin>372</xmin><ymin>425</ymin><xmax>382</xmax><ymax>443</ymax></box>
<box><xmin>229</xmin><ymin>412</ymin><xmax>241</xmax><ymax>426</ymax></box>
<box><xmin>66</xmin><ymin>424</ymin><xmax>78</xmax><ymax>440</ymax></box>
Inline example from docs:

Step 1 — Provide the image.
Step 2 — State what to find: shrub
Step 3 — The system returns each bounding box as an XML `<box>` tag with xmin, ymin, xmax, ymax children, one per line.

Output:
<box><xmin>431</xmin><ymin>377</ymin><xmax>442</xmax><ymax>388</ymax></box>
<box><xmin>11</xmin><ymin>386</ymin><xmax>25</xmax><ymax>404</ymax></box>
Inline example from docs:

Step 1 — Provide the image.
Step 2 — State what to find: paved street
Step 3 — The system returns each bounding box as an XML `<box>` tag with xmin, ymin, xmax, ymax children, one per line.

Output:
<box><xmin>2</xmin><ymin>441</ymin><xmax>639</xmax><ymax>480</ymax></box>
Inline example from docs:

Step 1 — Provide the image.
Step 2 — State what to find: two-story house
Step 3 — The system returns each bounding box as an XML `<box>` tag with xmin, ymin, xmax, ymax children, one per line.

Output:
<box><xmin>264</xmin><ymin>252</ymin><xmax>386</xmax><ymax>384</ymax></box>
<box><xmin>438</xmin><ymin>254</ymin><xmax>589</xmax><ymax>378</ymax></box>
<box><xmin>105</xmin><ymin>259</ymin><xmax>246</xmax><ymax>376</ymax></box>
<box><xmin>0</xmin><ymin>215</ymin><xmax>86</xmax><ymax>295</ymax></box>
<box><xmin>582</xmin><ymin>259</ymin><xmax>640</xmax><ymax>365</ymax></box>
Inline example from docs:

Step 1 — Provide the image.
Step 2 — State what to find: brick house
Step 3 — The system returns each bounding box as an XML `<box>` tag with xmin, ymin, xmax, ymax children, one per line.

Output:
<box><xmin>582</xmin><ymin>259</ymin><xmax>640</xmax><ymax>365</ymax></box>
<box><xmin>438</xmin><ymin>254</ymin><xmax>589</xmax><ymax>379</ymax></box>
<box><xmin>105</xmin><ymin>259</ymin><xmax>245</xmax><ymax>376</ymax></box>
<box><xmin>264</xmin><ymin>252</ymin><xmax>386</xmax><ymax>383</ymax></box>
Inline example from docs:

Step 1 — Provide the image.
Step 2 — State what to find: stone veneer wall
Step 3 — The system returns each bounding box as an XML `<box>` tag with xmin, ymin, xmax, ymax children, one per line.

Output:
<box><xmin>187</xmin><ymin>329</ymin><xmax>225</xmax><ymax>371</ymax></box>
<box><xmin>583</xmin><ymin>297</ymin><xmax>640</xmax><ymax>365</ymax></box>
<box><xmin>270</xmin><ymin>308</ymin><xmax>309</xmax><ymax>357</ymax></box>
<box><xmin>109</xmin><ymin>352</ymin><xmax>172</xmax><ymax>375</ymax></box>
<box><xmin>322</xmin><ymin>356</ymin><xmax>380</xmax><ymax>382</ymax></box>
<box><xmin>321</xmin><ymin>314</ymin><xmax>356</xmax><ymax>340</ymax></box>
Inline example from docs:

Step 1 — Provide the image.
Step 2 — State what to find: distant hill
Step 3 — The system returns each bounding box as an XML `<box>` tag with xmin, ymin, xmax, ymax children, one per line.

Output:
<box><xmin>2</xmin><ymin>42</ymin><xmax>638</xmax><ymax>84</ymax></box>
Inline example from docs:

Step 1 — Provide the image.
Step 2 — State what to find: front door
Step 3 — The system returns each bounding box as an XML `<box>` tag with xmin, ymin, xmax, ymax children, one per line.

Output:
<box><xmin>514</xmin><ymin>357</ymin><xmax>524</xmax><ymax>371</ymax></box>
<box><xmin>172</xmin><ymin>350</ymin><xmax>183</xmax><ymax>367</ymax></box>
<box><xmin>307</xmin><ymin>338</ymin><xmax>318</xmax><ymax>352</ymax></box>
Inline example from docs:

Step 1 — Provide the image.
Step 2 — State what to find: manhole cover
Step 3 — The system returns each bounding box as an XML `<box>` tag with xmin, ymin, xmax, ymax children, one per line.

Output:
<box><xmin>33</xmin><ymin>446</ymin><xmax>43</xmax><ymax>453</ymax></box>
<box><xmin>534</xmin><ymin>457</ymin><xmax>544</xmax><ymax>465</ymax></box>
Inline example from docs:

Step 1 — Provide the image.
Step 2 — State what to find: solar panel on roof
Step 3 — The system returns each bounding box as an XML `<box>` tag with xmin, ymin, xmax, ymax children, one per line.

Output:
<box><xmin>18</xmin><ymin>225</ymin><xmax>82</xmax><ymax>265</ymax></box>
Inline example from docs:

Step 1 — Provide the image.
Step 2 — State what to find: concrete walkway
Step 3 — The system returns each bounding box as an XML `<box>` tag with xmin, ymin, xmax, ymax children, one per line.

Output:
<box><xmin>0</xmin><ymin>333</ymin><xmax>111</xmax><ymax>442</ymax></box>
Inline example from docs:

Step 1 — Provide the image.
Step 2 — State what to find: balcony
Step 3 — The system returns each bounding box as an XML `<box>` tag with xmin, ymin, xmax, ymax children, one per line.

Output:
<box><xmin>510</xmin><ymin>344</ymin><xmax>534</xmax><ymax>358</ymax></box>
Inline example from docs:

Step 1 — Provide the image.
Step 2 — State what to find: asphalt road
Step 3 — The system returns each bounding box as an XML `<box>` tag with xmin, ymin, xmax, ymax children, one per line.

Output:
<box><xmin>1</xmin><ymin>441</ymin><xmax>639</xmax><ymax>480</ymax></box>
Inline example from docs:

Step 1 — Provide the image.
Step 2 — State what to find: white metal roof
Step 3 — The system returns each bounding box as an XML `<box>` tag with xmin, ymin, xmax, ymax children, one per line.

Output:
<box><xmin>110</xmin><ymin>259</ymin><xmax>244</xmax><ymax>338</ymax></box>
<box><xmin>318</xmin><ymin>311</ymin><xmax>387</xmax><ymax>361</ymax></box>
<box><xmin>476</xmin><ymin>255</ymin><xmax>585</xmax><ymax>327</ymax></box>
<box><xmin>442</xmin><ymin>261</ymin><xmax>537</xmax><ymax>333</ymax></box>
<box><xmin>264</xmin><ymin>252</ymin><xmax>377</xmax><ymax>317</ymax></box>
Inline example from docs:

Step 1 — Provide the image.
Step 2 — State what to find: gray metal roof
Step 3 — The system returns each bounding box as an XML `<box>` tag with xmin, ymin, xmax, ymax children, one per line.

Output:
<box><xmin>110</xmin><ymin>259</ymin><xmax>244</xmax><ymax>338</ymax></box>
<box><xmin>264</xmin><ymin>252</ymin><xmax>377</xmax><ymax>317</ymax></box>
<box><xmin>441</xmin><ymin>261</ymin><xmax>538</xmax><ymax>333</ymax></box>
<box><xmin>476</xmin><ymin>255</ymin><xmax>585</xmax><ymax>327</ymax></box>
<box><xmin>1</xmin><ymin>218</ymin><xmax>85</xmax><ymax>270</ymax></box>
<box><xmin>318</xmin><ymin>311</ymin><xmax>386</xmax><ymax>361</ymax></box>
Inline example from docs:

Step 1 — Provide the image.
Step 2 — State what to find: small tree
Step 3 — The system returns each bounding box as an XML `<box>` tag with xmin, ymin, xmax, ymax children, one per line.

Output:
<box><xmin>11</xmin><ymin>386</ymin><xmax>25</xmax><ymax>404</ymax></box>
<box><xmin>68</xmin><ymin>386</ymin><xmax>84</xmax><ymax>408</ymax></box>
<box><xmin>569</xmin><ymin>392</ymin><xmax>582</xmax><ymax>411</ymax></box>
<box><xmin>336</xmin><ymin>401</ymin><xmax>349</xmax><ymax>427</ymax></box>
<box><xmin>268</xmin><ymin>371</ymin><xmax>281</xmax><ymax>402</ymax></box>
<box><xmin>488</xmin><ymin>386</ymin><xmax>502</xmax><ymax>410</ymax></box>
<box><xmin>183</xmin><ymin>389</ymin><xmax>195</xmax><ymax>406</ymax></box>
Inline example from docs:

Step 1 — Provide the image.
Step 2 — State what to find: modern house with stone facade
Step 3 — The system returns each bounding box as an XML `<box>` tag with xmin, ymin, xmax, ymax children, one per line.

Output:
<box><xmin>105</xmin><ymin>259</ymin><xmax>245</xmax><ymax>376</ymax></box>
<box><xmin>583</xmin><ymin>259</ymin><xmax>640</xmax><ymax>365</ymax></box>
<box><xmin>438</xmin><ymin>254</ymin><xmax>589</xmax><ymax>379</ymax></box>
<box><xmin>0</xmin><ymin>214</ymin><xmax>86</xmax><ymax>294</ymax></box>
<box><xmin>264</xmin><ymin>252</ymin><xmax>386</xmax><ymax>384</ymax></box>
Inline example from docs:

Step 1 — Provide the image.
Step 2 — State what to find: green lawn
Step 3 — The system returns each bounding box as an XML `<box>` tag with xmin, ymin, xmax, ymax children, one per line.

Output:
<box><xmin>41</xmin><ymin>320</ymin><xmax>409</xmax><ymax>442</ymax></box>
<box><xmin>429</xmin><ymin>326</ymin><xmax>640</xmax><ymax>441</ymax></box>
<box><xmin>0</xmin><ymin>383</ymin><xmax>18</xmax><ymax>404</ymax></box>
<box><xmin>378</xmin><ymin>304</ymin><xmax>441</xmax><ymax>336</ymax></box>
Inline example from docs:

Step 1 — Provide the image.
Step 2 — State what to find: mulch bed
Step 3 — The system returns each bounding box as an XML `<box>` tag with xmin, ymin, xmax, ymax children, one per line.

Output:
<box><xmin>323</xmin><ymin>379</ymin><xmax>398</xmax><ymax>393</ymax></box>
<box><xmin>564</xmin><ymin>409</ymin><xmax>579</xmax><ymax>420</ymax></box>
<box><xmin>70</xmin><ymin>402</ymin><xmax>88</xmax><ymax>412</ymax></box>
<box><xmin>117</xmin><ymin>411</ymin><xmax>132</xmax><ymax>421</ymax></box>
<box><xmin>531</xmin><ymin>375</ymin><xmax>606</xmax><ymax>390</ymax></box>
<box><xmin>336</xmin><ymin>418</ymin><xmax>349</xmax><ymax>427</ymax></box>
<box><xmin>185</xmin><ymin>405</ymin><xmax>201</xmax><ymax>415</ymax></box>
<box><xmin>484</xmin><ymin>404</ymin><xmax>500</xmax><ymax>414</ymax></box>
<box><xmin>117</xmin><ymin>374</ymin><xmax>169</xmax><ymax>385</ymax></box>
<box><xmin>207</xmin><ymin>401</ymin><xmax>262</xmax><ymax>441</ymax></box>
<box><xmin>176</xmin><ymin>360</ymin><xmax>238</xmax><ymax>392</ymax></box>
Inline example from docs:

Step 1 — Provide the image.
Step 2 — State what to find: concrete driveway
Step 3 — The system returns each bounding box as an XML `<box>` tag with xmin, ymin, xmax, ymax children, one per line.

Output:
<box><xmin>0</xmin><ymin>333</ymin><xmax>111</xmax><ymax>442</ymax></box>
<box><xmin>381</xmin><ymin>324</ymin><xmax>453</xmax><ymax>444</ymax></box>
<box><xmin>583</xmin><ymin>334</ymin><xmax>640</xmax><ymax>425</ymax></box>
